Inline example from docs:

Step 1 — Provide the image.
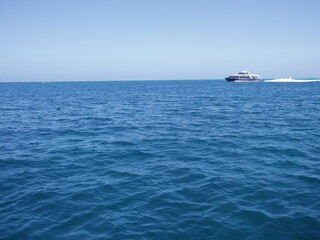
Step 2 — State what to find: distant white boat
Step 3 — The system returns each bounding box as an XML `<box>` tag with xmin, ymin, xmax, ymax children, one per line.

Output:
<box><xmin>225</xmin><ymin>70</ymin><xmax>261</xmax><ymax>82</ymax></box>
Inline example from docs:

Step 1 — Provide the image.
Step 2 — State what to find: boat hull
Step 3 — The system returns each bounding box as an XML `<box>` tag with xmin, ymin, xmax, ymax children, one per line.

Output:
<box><xmin>225</xmin><ymin>77</ymin><xmax>260</xmax><ymax>82</ymax></box>
<box><xmin>225</xmin><ymin>78</ymin><xmax>237</xmax><ymax>82</ymax></box>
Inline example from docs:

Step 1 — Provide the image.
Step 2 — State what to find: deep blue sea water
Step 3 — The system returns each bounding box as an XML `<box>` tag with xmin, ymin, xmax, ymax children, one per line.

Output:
<box><xmin>1</xmin><ymin>80</ymin><xmax>320</xmax><ymax>239</ymax></box>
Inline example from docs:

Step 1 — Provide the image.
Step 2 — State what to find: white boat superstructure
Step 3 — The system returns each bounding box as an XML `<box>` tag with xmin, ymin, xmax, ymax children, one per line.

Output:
<box><xmin>225</xmin><ymin>70</ymin><xmax>261</xmax><ymax>82</ymax></box>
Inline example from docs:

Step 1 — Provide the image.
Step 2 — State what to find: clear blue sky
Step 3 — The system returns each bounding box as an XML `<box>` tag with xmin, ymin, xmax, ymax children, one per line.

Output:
<box><xmin>0</xmin><ymin>0</ymin><xmax>319</xmax><ymax>81</ymax></box>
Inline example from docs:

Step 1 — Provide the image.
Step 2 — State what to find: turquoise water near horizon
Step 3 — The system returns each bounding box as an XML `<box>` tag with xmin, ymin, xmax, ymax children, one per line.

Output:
<box><xmin>1</xmin><ymin>80</ymin><xmax>320</xmax><ymax>239</ymax></box>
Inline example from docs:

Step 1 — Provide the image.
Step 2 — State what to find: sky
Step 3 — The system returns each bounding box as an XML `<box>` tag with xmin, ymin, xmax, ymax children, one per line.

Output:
<box><xmin>0</xmin><ymin>0</ymin><xmax>319</xmax><ymax>81</ymax></box>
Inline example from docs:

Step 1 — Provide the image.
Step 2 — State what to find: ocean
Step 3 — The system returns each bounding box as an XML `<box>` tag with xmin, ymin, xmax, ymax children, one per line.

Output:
<box><xmin>1</xmin><ymin>80</ymin><xmax>320</xmax><ymax>239</ymax></box>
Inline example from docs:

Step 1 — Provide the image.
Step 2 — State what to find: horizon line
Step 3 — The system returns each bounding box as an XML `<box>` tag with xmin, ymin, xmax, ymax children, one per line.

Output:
<box><xmin>0</xmin><ymin>77</ymin><xmax>319</xmax><ymax>83</ymax></box>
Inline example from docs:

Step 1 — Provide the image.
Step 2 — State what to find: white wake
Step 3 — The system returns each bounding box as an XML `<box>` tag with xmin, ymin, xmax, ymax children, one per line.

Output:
<box><xmin>265</xmin><ymin>78</ymin><xmax>320</xmax><ymax>82</ymax></box>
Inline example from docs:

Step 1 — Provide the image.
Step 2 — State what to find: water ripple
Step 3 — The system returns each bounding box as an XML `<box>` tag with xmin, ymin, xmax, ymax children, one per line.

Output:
<box><xmin>1</xmin><ymin>81</ymin><xmax>320</xmax><ymax>239</ymax></box>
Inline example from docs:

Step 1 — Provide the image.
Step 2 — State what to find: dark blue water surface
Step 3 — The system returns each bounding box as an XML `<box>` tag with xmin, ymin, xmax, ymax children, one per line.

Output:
<box><xmin>1</xmin><ymin>80</ymin><xmax>320</xmax><ymax>239</ymax></box>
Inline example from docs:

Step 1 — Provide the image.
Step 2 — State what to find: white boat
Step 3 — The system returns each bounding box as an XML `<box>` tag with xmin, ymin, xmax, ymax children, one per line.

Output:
<box><xmin>225</xmin><ymin>70</ymin><xmax>261</xmax><ymax>82</ymax></box>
